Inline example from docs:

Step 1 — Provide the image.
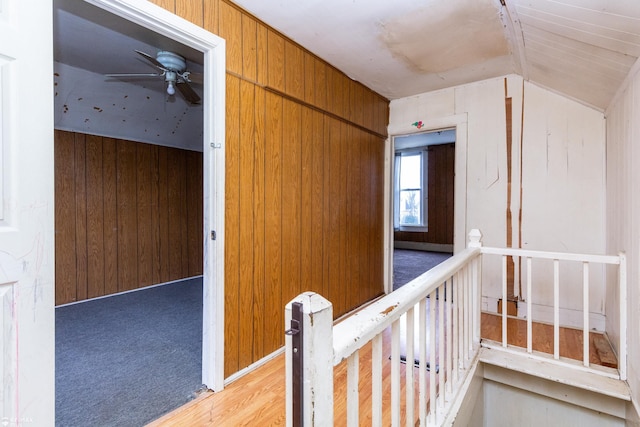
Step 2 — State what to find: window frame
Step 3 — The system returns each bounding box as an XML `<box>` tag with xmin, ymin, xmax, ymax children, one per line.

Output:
<box><xmin>394</xmin><ymin>148</ymin><xmax>428</xmax><ymax>232</ymax></box>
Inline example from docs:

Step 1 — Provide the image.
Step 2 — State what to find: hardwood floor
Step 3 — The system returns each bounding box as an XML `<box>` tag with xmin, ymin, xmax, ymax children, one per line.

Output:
<box><xmin>480</xmin><ymin>312</ymin><xmax>617</xmax><ymax>367</ymax></box>
<box><xmin>149</xmin><ymin>327</ymin><xmax>423</xmax><ymax>426</ymax></box>
<box><xmin>148</xmin><ymin>313</ymin><xmax>618</xmax><ymax>426</ymax></box>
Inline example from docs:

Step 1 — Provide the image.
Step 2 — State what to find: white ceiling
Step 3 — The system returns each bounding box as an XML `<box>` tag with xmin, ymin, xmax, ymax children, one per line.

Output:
<box><xmin>233</xmin><ymin>0</ymin><xmax>640</xmax><ymax>110</ymax></box>
<box><xmin>53</xmin><ymin>0</ymin><xmax>640</xmax><ymax>148</ymax></box>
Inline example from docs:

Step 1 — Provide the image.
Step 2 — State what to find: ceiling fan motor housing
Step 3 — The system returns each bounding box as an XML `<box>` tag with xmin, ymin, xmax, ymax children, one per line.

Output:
<box><xmin>156</xmin><ymin>51</ymin><xmax>186</xmax><ymax>72</ymax></box>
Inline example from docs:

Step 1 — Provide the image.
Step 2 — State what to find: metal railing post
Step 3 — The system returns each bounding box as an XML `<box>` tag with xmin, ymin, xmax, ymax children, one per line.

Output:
<box><xmin>285</xmin><ymin>292</ymin><xmax>334</xmax><ymax>427</ymax></box>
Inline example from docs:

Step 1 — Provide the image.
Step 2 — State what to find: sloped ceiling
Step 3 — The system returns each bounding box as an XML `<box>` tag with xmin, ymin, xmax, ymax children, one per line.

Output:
<box><xmin>53</xmin><ymin>0</ymin><xmax>204</xmax><ymax>150</ymax></box>
<box><xmin>234</xmin><ymin>0</ymin><xmax>640</xmax><ymax>110</ymax></box>
<box><xmin>53</xmin><ymin>0</ymin><xmax>640</xmax><ymax>146</ymax></box>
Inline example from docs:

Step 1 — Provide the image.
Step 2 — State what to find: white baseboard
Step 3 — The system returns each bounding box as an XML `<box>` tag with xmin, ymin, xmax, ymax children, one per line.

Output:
<box><xmin>394</xmin><ymin>240</ymin><xmax>453</xmax><ymax>253</ymax></box>
<box><xmin>481</xmin><ymin>296</ymin><xmax>606</xmax><ymax>331</ymax></box>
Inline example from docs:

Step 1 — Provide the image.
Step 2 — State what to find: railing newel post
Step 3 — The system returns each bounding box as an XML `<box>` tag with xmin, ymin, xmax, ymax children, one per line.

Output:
<box><xmin>285</xmin><ymin>292</ymin><xmax>334</xmax><ymax>427</ymax></box>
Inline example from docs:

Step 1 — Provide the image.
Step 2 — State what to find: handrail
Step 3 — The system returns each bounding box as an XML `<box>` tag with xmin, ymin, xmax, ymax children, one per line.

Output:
<box><xmin>481</xmin><ymin>246</ymin><xmax>621</xmax><ymax>264</ymax></box>
<box><xmin>332</xmin><ymin>246</ymin><xmax>481</xmax><ymax>364</ymax></box>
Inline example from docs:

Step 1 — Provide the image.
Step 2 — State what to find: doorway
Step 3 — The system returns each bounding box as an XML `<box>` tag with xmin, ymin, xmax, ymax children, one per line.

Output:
<box><xmin>391</xmin><ymin>129</ymin><xmax>455</xmax><ymax>290</ymax></box>
<box><xmin>52</xmin><ymin>0</ymin><xmax>225</xmax><ymax>423</ymax></box>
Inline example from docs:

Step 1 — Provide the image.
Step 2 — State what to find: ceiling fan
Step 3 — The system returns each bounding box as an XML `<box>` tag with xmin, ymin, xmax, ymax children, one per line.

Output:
<box><xmin>105</xmin><ymin>50</ymin><xmax>202</xmax><ymax>104</ymax></box>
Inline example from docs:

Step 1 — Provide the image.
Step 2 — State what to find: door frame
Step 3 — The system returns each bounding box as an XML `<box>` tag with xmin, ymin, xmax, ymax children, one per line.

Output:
<box><xmin>384</xmin><ymin>115</ymin><xmax>468</xmax><ymax>294</ymax></box>
<box><xmin>83</xmin><ymin>0</ymin><xmax>226</xmax><ymax>391</ymax></box>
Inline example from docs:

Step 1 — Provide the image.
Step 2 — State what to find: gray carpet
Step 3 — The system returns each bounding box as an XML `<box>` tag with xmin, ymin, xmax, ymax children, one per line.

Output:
<box><xmin>56</xmin><ymin>278</ymin><xmax>204</xmax><ymax>427</ymax></box>
<box><xmin>393</xmin><ymin>249</ymin><xmax>452</xmax><ymax>290</ymax></box>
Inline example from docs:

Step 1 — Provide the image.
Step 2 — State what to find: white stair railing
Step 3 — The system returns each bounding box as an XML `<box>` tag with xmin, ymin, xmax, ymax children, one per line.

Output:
<box><xmin>285</xmin><ymin>230</ymin><xmax>484</xmax><ymax>426</ymax></box>
<box><xmin>285</xmin><ymin>230</ymin><xmax>628</xmax><ymax>426</ymax></box>
<box><xmin>480</xmin><ymin>245</ymin><xmax>627</xmax><ymax>381</ymax></box>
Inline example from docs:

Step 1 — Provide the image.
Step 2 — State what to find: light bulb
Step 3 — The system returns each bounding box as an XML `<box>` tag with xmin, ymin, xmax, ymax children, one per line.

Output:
<box><xmin>166</xmin><ymin>81</ymin><xmax>176</xmax><ymax>96</ymax></box>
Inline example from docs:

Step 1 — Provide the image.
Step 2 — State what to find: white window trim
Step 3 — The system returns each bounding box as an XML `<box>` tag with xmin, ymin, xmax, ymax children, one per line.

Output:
<box><xmin>394</xmin><ymin>149</ymin><xmax>428</xmax><ymax>232</ymax></box>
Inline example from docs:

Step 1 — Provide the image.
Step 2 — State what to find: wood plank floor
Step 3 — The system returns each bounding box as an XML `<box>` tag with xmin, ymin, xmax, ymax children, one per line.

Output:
<box><xmin>149</xmin><ymin>326</ymin><xmax>424</xmax><ymax>426</ymax></box>
<box><xmin>148</xmin><ymin>312</ymin><xmax>618</xmax><ymax>426</ymax></box>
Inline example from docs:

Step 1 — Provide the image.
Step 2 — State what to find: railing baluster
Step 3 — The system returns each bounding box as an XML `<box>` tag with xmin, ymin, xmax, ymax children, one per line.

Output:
<box><xmin>454</xmin><ymin>271</ymin><xmax>461</xmax><ymax>382</ymax></box>
<box><xmin>502</xmin><ymin>255</ymin><xmax>508</xmax><ymax>347</ymax></box>
<box><xmin>446</xmin><ymin>278</ymin><xmax>453</xmax><ymax>395</ymax></box>
<box><xmin>419</xmin><ymin>299</ymin><xmax>427</xmax><ymax>427</ymax></box>
<box><xmin>619</xmin><ymin>252</ymin><xmax>627</xmax><ymax>381</ymax></box>
<box><xmin>429</xmin><ymin>289</ymin><xmax>437</xmax><ymax>424</ymax></box>
<box><xmin>526</xmin><ymin>257</ymin><xmax>532</xmax><ymax>354</ymax></box>
<box><xmin>438</xmin><ymin>282</ymin><xmax>445</xmax><ymax>410</ymax></box>
<box><xmin>391</xmin><ymin>319</ymin><xmax>401</xmax><ymax>427</ymax></box>
<box><xmin>554</xmin><ymin>259</ymin><xmax>560</xmax><ymax>360</ymax></box>
<box><xmin>583</xmin><ymin>262</ymin><xmax>589</xmax><ymax>367</ymax></box>
<box><xmin>347</xmin><ymin>351</ymin><xmax>359</xmax><ymax>427</ymax></box>
<box><xmin>406</xmin><ymin>306</ymin><xmax>415</xmax><ymax>427</ymax></box>
<box><xmin>463</xmin><ymin>267</ymin><xmax>469</xmax><ymax>362</ymax></box>
<box><xmin>372</xmin><ymin>334</ymin><xmax>383</xmax><ymax>427</ymax></box>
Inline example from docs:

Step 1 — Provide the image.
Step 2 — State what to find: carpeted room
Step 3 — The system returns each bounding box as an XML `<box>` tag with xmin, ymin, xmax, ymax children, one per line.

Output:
<box><xmin>53</xmin><ymin>1</ymin><xmax>210</xmax><ymax>423</ymax></box>
<box><xmin>53</xmin><ymin>130</ymin><xmax>207</xmax><ymax>426</ymax></box>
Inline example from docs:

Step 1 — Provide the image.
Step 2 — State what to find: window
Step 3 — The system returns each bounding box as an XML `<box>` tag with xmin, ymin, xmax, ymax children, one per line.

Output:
<box><xmin>394</xmin><ymin>150</ymin><xmax>428</xmax><ymax>230</ymax></box>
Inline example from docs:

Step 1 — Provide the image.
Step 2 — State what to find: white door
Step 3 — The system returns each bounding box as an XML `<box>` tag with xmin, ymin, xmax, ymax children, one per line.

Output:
<box><xmin>0</xmin><ymin>0</ymin><xmax>55</xmax><ymax>425</ymax></box>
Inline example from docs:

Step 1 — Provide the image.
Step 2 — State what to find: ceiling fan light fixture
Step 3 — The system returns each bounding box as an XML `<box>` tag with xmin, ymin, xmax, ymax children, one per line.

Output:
<box><xmin>156</xmin><ymin>51</ymin><xmax>186</xmax><ymax>73</ymax></box>
<box><xmin>166</xmin><ymin>80</ymin><xmax>176</xmax><ymax>96</ymax></box>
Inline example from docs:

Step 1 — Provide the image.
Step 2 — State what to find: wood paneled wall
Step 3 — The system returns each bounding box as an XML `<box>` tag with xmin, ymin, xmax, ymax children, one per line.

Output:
<box><xmin>55</xmin><ymin>130</ymin><xmax>203</xmax><ymax>305</ymax></box>
<box><xmin>394</xmin><ymin>143</ymin><xmax>455</xmax><ymax>245</ymax></box>
<box><xmin>148</xmin><ymin>0</ymin><xmax>389</xmax><ymax>377</ymax></box>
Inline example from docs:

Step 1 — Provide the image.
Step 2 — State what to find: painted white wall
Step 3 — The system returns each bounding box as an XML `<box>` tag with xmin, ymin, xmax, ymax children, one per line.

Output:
<box><xmin>389</xmin><ymin>74</ymin><xmax>607</xmax><ymax>320</ymax></box>
<box><xmin>605</xmin><ymin>59</ymin><xmax>640</xmax><ymax>416</ymax></box>
<box><xmin>54</xmin><ymin>62</ymin><xmax>204</xmax><ymax>152</ymax></box>
<box><xmin>483</xmin><ymin>380</ymin><xmax>625</xmax><ymax>426</ymax></box>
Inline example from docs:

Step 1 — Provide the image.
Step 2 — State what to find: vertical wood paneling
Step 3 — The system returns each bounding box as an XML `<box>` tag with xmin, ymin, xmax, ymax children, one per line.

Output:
<box><xmin>314</xmin><ymin>58</ymin><xmax>327</xmax><ymax>112</ymax></box>
<box><xmin>203</xmin><ymin>0</ymin><xmax>219</xmax><ymax>35</ymax></box>
<box><xmin>284</xmin><ymin>40</ymin><xmax>304</xmax><ymax>100</ymax></box>
<box><xmin>225</xmin><ymin>74</ymin><xmax>241</xmax><ymax>376</ymax></box>
<box><xmin>137</xmin><ymin>143</ymin><xmax>153</xmax><ymax>288</ymax></box>
<box><xmin>157</xmin><ymin>146</ymin><xmax>171</xmax><ymax>283</ymax></box>
<box><xmin>242</xmin><ymin>14</ymin><xmax>257</xmax><ymax>82</ymax></box>
<box><xmin>338</xmin><ymin>121</ymin><xmax>348</xmax><ymax>313</ymax></box>
<box><xmin>167</xmin><ymin>149</ymin><xmax>184</xmax><ymax>280</ymax></box>
<box><xmin>264</xmin><ymin>91</ymin><xmax>283</xmax><ymax>355</ymax></box>
<box><xmin>252</xmin><ymin>86</ymin><xmax>266</xmax><ymax>361</ymax></box>
<box><xmin>175</xmin><ymin>0</ymin><xmax>203</xmax><ymax>26</ymax></box>
<box><xmin>322</xmin><ymin>116</ymin><xmax>332</xmax><ymax>302</ymax></box>
<box><xmin>74</xmin><ymin>133</ymin><xmax>88</xmax><ymax>301</ymax></box>
<box><xmin>303</xmin><ymin>53</ymin><xmax>315</xmax><ymax>105</ymax></box>
<box><xmin>55</xmin><ymin>131</ymin><xmax>202</xmax><ymax>305</ymax></box>
<box><xmin>148</xmin><ymin>0</ymin><xmax>175</xmax><ymax>13</ymax></box>
<box><xmin>281</xmin><ymin>99</ymin><xmax>301</xmax><ymax>308</ymax></box>
<box><xmin>103</xmin><ymin>137</ymin><xmax>119</xmax><ymax>296</ymax></box>
<box><xmin>359</xmin><ymin>130</ymin><xmax>371</xmax><ymax>303</ymax></box>
<box><xmin>219</xmin><ymin>1</ymin><xmax>243</xmax><ymax>76</ymax></box>
<box><xmin>150</xmin><ymin>145</ymin><xmax>161</xmax><ymax>284</ymax></box>
<box><xmin>267</xmin><ymin>29</ymin><xmax>285</xmax><ymax>92</ymax></box>
<box><xmin>328</xmin><ymin>117</ymin><xmax>342</xmax><ymax>313</ymax></box>
<box><xmin>85</xmin><ymin>135</ymin><xmax>105</xmax><ymax>299</ymax></box>
<box><xmin>310</xmin><ymin>110</ymin><xmax>324</xmax><ymax>296</ymax></box>
<box><xmin>238</xmin><ymin>80</ymin><xmax>255</xmax><ymax>369</ymax></box>
<box><xmin>178</xmin><ymin>153</ymin><xmax>189</xmax><ymax>277</ymax></box>
<box><xmin>255</xmin><ymin>23</ymin><xmax>268</xmax><ymax>86</ymax></box>
<box><xmin>116</xmin><ymin>139</ymin><xmax>139</xmax><ymax>292</ymax></box>
<box><xmin>55</xmin><ymin>130</ymin><xmax>77</xmax><ymax>305</ymax></box>
<box><xmin>186</xmin><ymin>151</ymin><xmax>203</xmax><ymax>276</ymax></box>
<box><xmin>300</xmin><ymin>106</ymin><xmax>313</xmax><ymax>294</ymax></box>
<box><xmin>349</xmin><ymin>127</ymin><xmax>362</xmax><ymax>310</ymax></box>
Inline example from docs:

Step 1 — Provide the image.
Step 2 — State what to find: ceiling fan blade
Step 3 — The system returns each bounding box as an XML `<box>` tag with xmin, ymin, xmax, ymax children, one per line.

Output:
<box><xmin>135</xmin><ymin>50</ymin><xmax>167</xmax><ymax>71</ymax></box>
<box><xmin>183</xmin><ymin>72</ymin><xmax>203</xmax><ymax>85</ymax></box>
<box><xmin>176</xmin><ymin>81</ymin><xmax>201</xmax><ymax>104</ymax></box>
<box><xmin>105</xmin><ymin>73</ymin><xmax>162</xmax><ymax>78</ymax></box>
